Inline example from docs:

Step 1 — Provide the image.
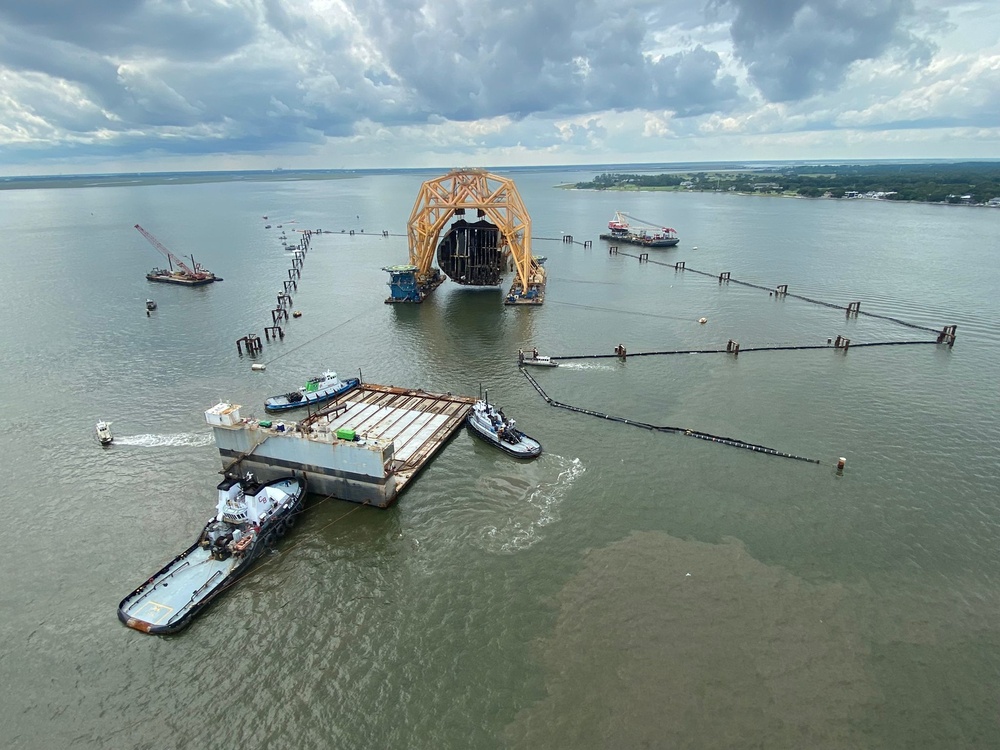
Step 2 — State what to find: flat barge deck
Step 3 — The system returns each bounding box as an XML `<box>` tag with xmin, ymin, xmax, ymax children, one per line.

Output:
<box><xmin>207</xmin><ymin>384</ymin><xmax>475</xmax><ymax>508</ymax></box>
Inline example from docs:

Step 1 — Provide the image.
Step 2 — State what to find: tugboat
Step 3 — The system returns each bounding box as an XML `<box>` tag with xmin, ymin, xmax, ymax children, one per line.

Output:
<box><xmin>95</xmin><ymin>420</ymin><xmax>114</xmax><ymax>446</ymax></box>
<box><xmin>117</xmin><ymin>472</ymin><xmax>307</xmax><ymax>635</ymax></box>
<box><xmin>518</xmin><ymin>348</ymin><xmax>558</xmax><ymax>367</ymax></box>
<box><xmin>467</xmin><ymin>394</ymin><xmax>542</xmax><ymax>459</ymax></box>
<box><xmin>264</xmin><ymin>370</ymin><xmax>360</xmax><ymax>412</ymax></box>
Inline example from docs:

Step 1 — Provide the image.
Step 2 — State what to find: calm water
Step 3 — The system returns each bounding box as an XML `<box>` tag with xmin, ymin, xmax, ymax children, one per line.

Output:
<box><xmin>1</xmin><ymin>170</ymin><xmax>999</xmax><ymax>749</ymax></box>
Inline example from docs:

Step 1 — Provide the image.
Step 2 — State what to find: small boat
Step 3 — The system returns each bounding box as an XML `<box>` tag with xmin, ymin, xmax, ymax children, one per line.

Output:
<box><xmin>117</xmin><ymin>473</ymin><xmax>306</xmax><ymax>635</ymax></box>
<box><xmin>292</xmin><ymin>310</ymin><xmax>302</xmax><ymax>318</ymax></box>
<box><xmin>145</xmin><ymin>299</ymin><xmax>157</xmax><ymax>311</ymax></box>
<box><xmin>518</xmin><ymin>348</ymin><xmax>558</xmax><ymax>367</ymax></box>
<box><xmin>467</xmin><ymin>396</ymin><xmax>542</xmax><ymax>459</ymax></box>
<box><xmin>96</xmin><ymin>420</ymin><xmax>113</xmax><ymax>446</ymax></box>
<box><xmin>264</xmin><ymin>370</ymin><xmax>360</xmax><ymax>412</ymax></box>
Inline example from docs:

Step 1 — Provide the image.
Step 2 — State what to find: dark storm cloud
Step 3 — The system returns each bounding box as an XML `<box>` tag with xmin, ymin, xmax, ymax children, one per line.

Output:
<box><xmin>0</xmin><ymin>0</ymin><xmax>258</xmax><ymax>60</ymax></box>
<box><xmin>354</xmin><ymin>0</ymin><xmax>740</xmax><ymax>120</ymax></box>
<box><xmin>713</xmin><ymin>0</ymin><xmax>932</xmax><ymax>101</ymax></box>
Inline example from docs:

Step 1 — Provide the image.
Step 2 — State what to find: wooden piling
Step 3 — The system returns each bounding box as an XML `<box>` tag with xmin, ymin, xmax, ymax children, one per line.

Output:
<box><xmin>719</xmin><ymin>271</ymin><xmax>731</xmax><ymax>283</ymax></box>
<box><xmin>727</xmin><ymin>339</ymin><xmax>740</xmax><ymax>356</ymax></box>
<box><xmin>639</xmin><ymin>253</ymin><xmax>648</xmax><ymax>263</ymax></box>
<box><xmin>846</xmin><ymin>301</ymin><xmax>861</xmax><ymax>316</ymax></box>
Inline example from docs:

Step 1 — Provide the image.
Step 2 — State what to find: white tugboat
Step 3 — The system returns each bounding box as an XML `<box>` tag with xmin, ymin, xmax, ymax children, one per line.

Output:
<box><xmin>518</xmin><ymin>348</ymin><xmax>558</xmax><ymax>367</ymax></box>
<box><xmin>117</xmin><ymin>472</ymin><xmax>306</xmax><ymax>634</ymax></box>
<box><xmin>95</xmin><ymin>420</ymin><xmax>114</xmax><ymax>446</ymax></box>
<box><xmin>467</xmin><ymin>393</ymin><xmax>542</xmax><ymax>459</ymax></box>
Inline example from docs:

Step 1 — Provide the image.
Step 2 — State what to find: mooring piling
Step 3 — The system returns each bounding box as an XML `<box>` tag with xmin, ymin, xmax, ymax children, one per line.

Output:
<box><xmin>937</xmin><ymin>325</ymin><xmax>958</xmax><ymax>346</ymax></box>
<box><xmin>236</xmin><ymin>333</ymin><xmax>262</xmax><ymax>356</ymax></box>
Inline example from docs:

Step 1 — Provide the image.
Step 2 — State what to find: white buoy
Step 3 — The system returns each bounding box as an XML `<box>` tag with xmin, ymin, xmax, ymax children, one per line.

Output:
<box><xmin>837</xmin><ymin>457</ymin><xmax>846</xmax><ymax>470</ymax></box>
<box><xmin>698</xmin><ymin>317</ymin><xmax>708</xmax><ymax>324</ymax></box>
<box><xmin>251</xmin><ymin>363</ymin><xmax>267</xmax><ymax>372</ymax></box>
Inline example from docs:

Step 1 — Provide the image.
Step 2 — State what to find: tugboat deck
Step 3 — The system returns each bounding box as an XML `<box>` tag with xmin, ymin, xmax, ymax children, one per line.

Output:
<box><xmin>122</xmin><ymin>546</ymin><xmax>231</xmax><ymax>629</ymax></box>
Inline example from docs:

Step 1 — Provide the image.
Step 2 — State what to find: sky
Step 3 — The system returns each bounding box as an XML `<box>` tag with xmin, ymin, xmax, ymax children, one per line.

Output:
<box><xmin>0</xmin><ymin>0</ymin><xmax>998</xmax><ymax>175</ymax></box>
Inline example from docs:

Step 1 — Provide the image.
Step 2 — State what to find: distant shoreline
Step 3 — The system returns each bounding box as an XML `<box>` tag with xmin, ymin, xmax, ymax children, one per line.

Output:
<box><xmin>567</xmin><ymin>163</ymin><xmax>1000</xmax><ymax>207</ymax></box>
<box><xmin>564</xmin><ymin>184</ymin><xmax>1000</xmax><ymax>208</ymax></box>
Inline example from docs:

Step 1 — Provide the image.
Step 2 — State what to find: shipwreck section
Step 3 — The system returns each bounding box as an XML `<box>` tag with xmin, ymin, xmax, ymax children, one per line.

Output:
<box><xmin>384</xmin><ymin>168</ymin><xmax>546</xmax><ymax>304</ymax></box>
<box><xmin>206</xmin><ymin>385</ymin><xmax>475</xmax><ymax>509</ymax></box>
<box><xmin>436</xmin><ymin>217</ymin><xmax>504</xmax><ymax>286</ymax></box>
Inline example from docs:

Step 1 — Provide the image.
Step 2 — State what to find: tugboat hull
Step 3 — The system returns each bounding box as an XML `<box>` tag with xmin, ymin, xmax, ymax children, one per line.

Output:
<box><xmin>265</xmin><ymin>376</ymin><xmax>360</xmax><ymax>412</ymax></box>
<box><xmin>466</xmin><ymin>399</ymin><xmax>542</xmax><ymax>459</ymax></box>
<box><xmin>117</xmin><ymin>476</ymin><xmax>306</xmax><ymax>635</ymax></box>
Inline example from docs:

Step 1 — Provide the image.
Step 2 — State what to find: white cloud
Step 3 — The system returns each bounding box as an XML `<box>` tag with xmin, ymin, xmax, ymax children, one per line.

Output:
<box><xmin>0</xmin><ymin>0</ymin><xmax>996</xmax><ymax>173</ymax></box>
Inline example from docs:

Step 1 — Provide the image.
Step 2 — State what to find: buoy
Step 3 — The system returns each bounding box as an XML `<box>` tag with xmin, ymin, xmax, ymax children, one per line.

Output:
<box><xmin>292</xmin><ymin>310</ymin><xmax>302</xmax><ymax>318</ymax></box>
<box><xmin>698</xmin><ymin>317</ymin><xmax>708</xmax><ymax>324</ymax></box>
<box><xmin>251</xmin><ymin>363</ymin><xmax>267</xmax><ymax>372</ymax></box>
<box><xmin>837</xmin><ymin>457</ymin><xmax>846</xmax><ymax>470</ymax></box>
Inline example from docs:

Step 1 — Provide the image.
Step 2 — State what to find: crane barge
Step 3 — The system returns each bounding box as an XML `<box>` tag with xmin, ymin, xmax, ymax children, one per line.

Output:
<box><xmin>599</xmin><ymin>211</ymin><xmax>679</xmax><ymax>247</ymax></box>
<box><xmin>135</xmin><ymin>224</ymin><xmax>218</xmax><ymax>285</ymax></box>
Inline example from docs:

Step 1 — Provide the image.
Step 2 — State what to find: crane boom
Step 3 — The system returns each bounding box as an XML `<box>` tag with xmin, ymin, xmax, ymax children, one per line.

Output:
<box><xmin>134</xmin><ymin>224</ymin><xmax>203</xmax><ymax>278</ymax></box>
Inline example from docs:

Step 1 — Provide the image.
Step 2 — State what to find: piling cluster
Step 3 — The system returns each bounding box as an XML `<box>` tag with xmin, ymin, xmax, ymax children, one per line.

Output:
<box><xmin>235</xmin><ymin>228</ymin><xmax>313</xmax><ymax>357</ymax></box>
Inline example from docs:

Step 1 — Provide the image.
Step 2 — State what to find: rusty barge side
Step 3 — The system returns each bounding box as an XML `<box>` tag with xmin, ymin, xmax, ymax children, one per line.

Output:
<box><xmin>206</xmin><ymin>385</ymin><xmax>475</xmax><ymax>508</ymax></box>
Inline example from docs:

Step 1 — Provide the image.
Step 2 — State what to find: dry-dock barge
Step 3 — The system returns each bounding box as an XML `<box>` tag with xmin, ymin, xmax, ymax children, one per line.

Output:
<box><xmin>207</xmin><ymin>384</ymin><xmax>476</xmax><ymax>508</ymax></box>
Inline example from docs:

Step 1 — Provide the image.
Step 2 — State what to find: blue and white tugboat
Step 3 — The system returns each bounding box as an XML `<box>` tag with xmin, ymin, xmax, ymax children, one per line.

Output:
<box><xmin>264</xmin><ymin>370</ymin><xmax>360</xmax><ymax>412</ymax></box>
<box><xmin>467</xmin><ymin>394</ymin><xmax>542</xmax><ymax>459</ymax></box>
<box><xmin>117</xmin><ymin>472</ymin><xmax>306</xmax><ymax>635</ymax></box>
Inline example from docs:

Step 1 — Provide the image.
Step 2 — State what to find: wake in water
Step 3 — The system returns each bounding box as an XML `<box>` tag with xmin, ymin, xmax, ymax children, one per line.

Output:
<box><xmin>114</xmin><ymin>432</ymin><xmax>215</xmax><ymax>448</ymax></box>
<box><xmin>557</xmin><ymin>362</ymin><xmax>617</xmax><ymax>371</ymax></box>
<box><xmin>482</xmin><ymin>455</ymin><xmax>585</xmax><ymax>553</ymax></box>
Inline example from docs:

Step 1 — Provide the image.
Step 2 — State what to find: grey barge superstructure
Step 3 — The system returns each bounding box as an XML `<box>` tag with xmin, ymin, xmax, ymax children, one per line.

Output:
<box><xmin>206</xmin><ymin>384</ymin><xmax>476</xmax><ymax>508</ymax></box>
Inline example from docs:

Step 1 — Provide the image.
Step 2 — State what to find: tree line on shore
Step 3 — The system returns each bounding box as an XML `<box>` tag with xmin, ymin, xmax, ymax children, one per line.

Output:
<box><xmin>575</xmin><ymin>162</ymin><xmax>1000</xmax><ymax>204</ymax></box>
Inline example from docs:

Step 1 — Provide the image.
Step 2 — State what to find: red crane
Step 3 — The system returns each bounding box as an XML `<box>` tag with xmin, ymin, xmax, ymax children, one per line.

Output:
<box><xmin>134</xmin><ymin>224</ymin><xmax>209</xmax><ymax>280</ymax></box>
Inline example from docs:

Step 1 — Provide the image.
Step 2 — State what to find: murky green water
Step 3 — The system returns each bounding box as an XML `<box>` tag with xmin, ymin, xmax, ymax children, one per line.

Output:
<box><xmin>1</xmin><ymin>170</ymin><xmax>998</xmax><ymax>748</ymax></box>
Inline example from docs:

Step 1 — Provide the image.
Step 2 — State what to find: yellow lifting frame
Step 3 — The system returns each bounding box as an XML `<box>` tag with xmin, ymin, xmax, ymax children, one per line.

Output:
<box><xmin>406</xmin><ymin>168</ymin><xmax>545</xmax><ymax>294</ymax></box>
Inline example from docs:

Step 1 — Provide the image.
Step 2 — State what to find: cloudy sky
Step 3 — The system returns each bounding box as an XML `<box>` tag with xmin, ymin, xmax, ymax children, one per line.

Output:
<box><xmin>1</xmin><ymin>0</ymin><xmax>998</xmax><ymax>174</ymax></box>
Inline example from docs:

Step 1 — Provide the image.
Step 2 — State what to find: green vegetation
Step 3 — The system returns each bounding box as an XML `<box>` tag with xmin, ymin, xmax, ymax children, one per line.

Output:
<box><xmin>574</xmin><ymin>162</ymin><xmax>1000</xmax><ymax>204</ymax></box>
